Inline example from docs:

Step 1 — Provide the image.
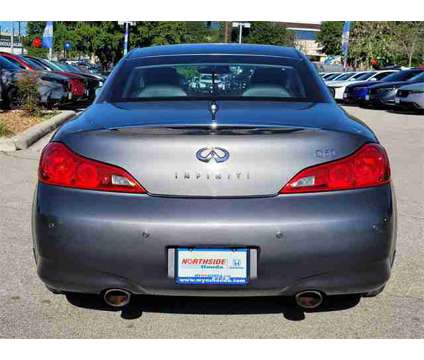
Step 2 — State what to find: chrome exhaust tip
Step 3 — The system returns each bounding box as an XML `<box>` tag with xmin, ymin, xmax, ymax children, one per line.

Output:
<box><xmin>295</xmin><ymin>290</ymin><xmax>323</xmax><ymax>309</ymax></box>
<box><xmin>103</xmin><ymin>289</ymin><xmax>131</xmax><ymax>308</ymax></box>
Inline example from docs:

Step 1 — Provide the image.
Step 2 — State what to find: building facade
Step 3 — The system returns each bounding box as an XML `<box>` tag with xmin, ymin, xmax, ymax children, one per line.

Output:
<box><xmin>279</xmin><ymin>22</ymin><xmax>325</xmax><ymax>62</ymax></box>
<box><xmin>0</xmin><ymin>31</ymin><xmax>25</xmax><ymax>54</ymax></box>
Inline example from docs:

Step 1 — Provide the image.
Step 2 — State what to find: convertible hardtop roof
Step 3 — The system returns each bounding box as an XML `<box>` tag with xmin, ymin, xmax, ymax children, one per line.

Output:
<box><xmin>127</xmin><ymin>43</ymin><xmax>302</xmax><ymax>60</ymax></box>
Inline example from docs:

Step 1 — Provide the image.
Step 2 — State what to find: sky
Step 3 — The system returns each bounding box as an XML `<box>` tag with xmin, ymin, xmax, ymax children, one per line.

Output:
<box><xmin>0</xmin><ymin>21</ymin><xmax>27</xmax><ymax>35</ymax></box>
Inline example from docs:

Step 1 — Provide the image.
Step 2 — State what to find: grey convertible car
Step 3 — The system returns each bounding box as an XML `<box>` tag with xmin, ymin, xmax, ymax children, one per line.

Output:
<box><xmin>33</xmin><ymin>44</ymin><xmax>396</xmax><ymax>309</ymax></box>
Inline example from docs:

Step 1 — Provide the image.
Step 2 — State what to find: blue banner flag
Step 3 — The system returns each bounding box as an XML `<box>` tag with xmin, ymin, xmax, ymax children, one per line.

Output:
<box><xmin>42</xmin><ymin>21</ymin><xmax>53</xmax><ymax>49</ymax></box>
<box><xmin>341</xmin><ymin>21</ymin><xmax>351</xmax><ymax>57</ymax></box>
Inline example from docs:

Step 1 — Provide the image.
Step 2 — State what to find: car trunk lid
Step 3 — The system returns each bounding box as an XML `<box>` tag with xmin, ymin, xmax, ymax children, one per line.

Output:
<box><xmin>59</xmin><ymin>101</ymin><xmax>373</xmax><ymax>197</ymax></box>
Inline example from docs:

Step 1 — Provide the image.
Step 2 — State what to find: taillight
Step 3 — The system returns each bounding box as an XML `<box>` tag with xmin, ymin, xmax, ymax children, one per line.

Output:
<box><xmin>39</xmin><ymin>142</ymin><xmax>146</xmax><ymax>193</ymax></box>
<box><xmin>70</xmin><ymin>78</ymin><xmax>85</xmax><ymax>97</ymax></box>
<box><xmin>280</xmin><ymin>143</ymin><xmax>390</xmax><ymax>194</ymax></box>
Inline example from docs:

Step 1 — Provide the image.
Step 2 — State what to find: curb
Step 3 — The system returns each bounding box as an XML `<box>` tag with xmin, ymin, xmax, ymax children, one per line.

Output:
<box><xmin>0</xmin><ymin>110</ymin><xmax>76</xmax><ymax>152</ymax></box>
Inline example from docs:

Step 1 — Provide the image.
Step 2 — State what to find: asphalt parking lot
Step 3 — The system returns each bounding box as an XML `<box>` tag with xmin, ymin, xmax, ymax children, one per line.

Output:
<box><xmin>0</xmin><ymin>106</ymin><xmax>423</xmax><ymax>338</ymax></box>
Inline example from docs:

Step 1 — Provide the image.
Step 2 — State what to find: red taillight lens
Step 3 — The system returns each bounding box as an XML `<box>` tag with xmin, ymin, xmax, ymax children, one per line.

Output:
<box><xmin>280</xmin><ymin>143</ymin><xmax>390</xmax><ymax>194</ymax></box>
<box><xmin>70</xmin><ymin>78</ymin><xmax>85</xmax><ymax>97</ymax></box>
<box><xmin>39</xmin><ymin>142</ymin><xmax>146</xmax><ymax>193</ymax></box>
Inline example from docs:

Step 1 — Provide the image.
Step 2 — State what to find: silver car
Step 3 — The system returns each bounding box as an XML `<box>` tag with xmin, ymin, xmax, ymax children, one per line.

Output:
<box><xmin>32</xmin><ymin>44</ymin><xmax>397</xmax><ymax>310</ymax></box>
<box><xmin>395</xmin><ymin>82</ymin><xmax>424</xmax><ymax>112</ymax></box>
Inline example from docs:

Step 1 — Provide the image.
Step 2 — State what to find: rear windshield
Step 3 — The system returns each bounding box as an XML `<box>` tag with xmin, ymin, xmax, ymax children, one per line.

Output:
<box><xmin>107</xmin><ymin>57</ymin><xmax>327</xmax><ymax>103</ymax></box>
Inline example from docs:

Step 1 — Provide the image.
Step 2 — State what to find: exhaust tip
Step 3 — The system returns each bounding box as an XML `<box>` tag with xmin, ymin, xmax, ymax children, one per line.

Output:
<box><xmin>295</xmin><ymin>290</ymin><xmax>323</xmax><ymax>309</ymax></box>
<box><xmin>103</xmin><ymin>289</ymin><xmax>131</xmax><ymax>308</ymax></box>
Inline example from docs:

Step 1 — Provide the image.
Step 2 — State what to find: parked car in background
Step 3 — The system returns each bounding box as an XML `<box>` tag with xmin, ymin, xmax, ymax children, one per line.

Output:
<box><xmin>59</xmin><ymin>62</ymin><xmax>105</xmax><ymax>82</ymax></box>
<box><xmin>0</xmin><ymin>52</ymin><xmax>86</xmax><ymax>105</ymax></box>
<box><xmin>363</xmin><ymin>69</ymin><xmax>424</xmax><ymax>107</ymax></box>
<box><xmin>343</xmin><ymin>71</ymin><xmax>399</xmax><ymax>103</ymax></box>
<box><xmin>343</xmin><ymin>69</ymin><xmax>424</xmax><ymax>106</ymax></box>
<box><xmin>33</xmin><ymin>44</ymin><xmax>396</xmax><ymax>309</ymax></box>
<box><xmin>0</xmin><ymin>56</ymin><xmax>19</xmax><ymax>109</ymax></box>
<box><xmin>63</xmin><ymin>59</ymin><xmax>107</xmax><ymax>78</ymax></box>
<box><xmin>54</xmin><ymin>61</ymin><xmax>104</xmax><ymax>100</ymax></box>
<box><xmin>326</xmin><ymin>71</ymin><xmax>371</xmax><ymax>100</ymax></box>
<box><xmin>395</xmin><ymin>82</ymin><xmax>424</xmax><ymax>112</ymax></box>
<box><xmin>25</xmin><ymin>56</ymin><xmax>102</xmax><ymax>102</ymax></box>
<box><xmin>328</xmin><ymin>70</ymin><xmax>398</xmax><ymax>101</ymax></box>
<box><xmin>0</xmin><ymin>55</ymin><xmax>69</xmax><ymax>109</ymax></box>
<box><xmin>20</xmin><ymin>55</ymin><xmax>89</xmax><ymax>103</ymax></box>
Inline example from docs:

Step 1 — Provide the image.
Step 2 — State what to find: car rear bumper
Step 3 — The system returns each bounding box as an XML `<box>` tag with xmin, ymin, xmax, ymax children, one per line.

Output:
<box><xmin>33</xmin><ymin>183</ymin><xmax>397</xmax><ymax>297</ymax></box>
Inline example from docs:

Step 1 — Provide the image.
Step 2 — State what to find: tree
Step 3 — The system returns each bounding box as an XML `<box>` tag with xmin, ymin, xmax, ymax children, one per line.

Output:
<box><xmin>349</xmin><ymin>22</ymin><xmax>396</xmax><ymax>69</ymax></box>
<box><xmin>389</xmin><ymin>22</ymin><xmax>424</xmax><ymax>67</ymax></box>
<box><xmin>22</xmin><ymin>21</ymin><xmax>48</xmax><ymax>57</ymax></box>
<box><xmin>245</xmin><ymin>22</ymin><xmax>295</xmax><ymax>46</ymax></box>
<box><xmin>129</xmin><ymin>22</ymin><xmax>220</xmax><ymax>48</ymax></box>
<box><xmin>317</xmin><ymin>21</ymin><xmax>344</xmax><ymax>56</ymax></box>
<box><xmin>79</xmin><ymin>22</ymin><xmax>123</xmax><ymax>69</ymax></box>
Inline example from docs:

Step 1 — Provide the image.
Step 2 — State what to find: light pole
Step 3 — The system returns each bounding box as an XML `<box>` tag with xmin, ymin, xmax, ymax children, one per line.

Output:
<box><xmin>232</xmin><ymin>22</ymin><xmax>251</xmax><ymax>44</ymax></box>
<box><xmin>118</xmin><ymin>21</ymin><xmax>136</xmax><ymax>56</ymax></box>
<box><xmin>11</xmin><ymin>22</ymin><xmax>14</xmax><ymax>54</ymax></box>
<box><xmin>124</xmin><ymin>22</ymin><xmax>129</xmax><ymax>55</ymax></box>
<box><xmin>18</xmin><ymin>21</ymin><xmax>21</xmax><ymax>54</ymax></box>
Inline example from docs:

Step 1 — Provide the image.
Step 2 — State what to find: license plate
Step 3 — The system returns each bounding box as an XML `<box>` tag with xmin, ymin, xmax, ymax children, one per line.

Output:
<box><xmin>176</xmin><ymin>248</ymin><xmax>248</xmax><ymax>285</ymax></box>
<box><xmin>395</xmin><ymin>98</ymin><xmax>400</xmax><ymax>104</ymax></box>
<box><xmin>365</xmin><ymin>95</ymin><xmax>370</xmax><ymax>101</ymax></box>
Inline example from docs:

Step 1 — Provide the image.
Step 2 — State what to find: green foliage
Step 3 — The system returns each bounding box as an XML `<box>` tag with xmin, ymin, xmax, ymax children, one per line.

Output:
<box><xmin>176</xmin><ymin>65</ymin><xmax>200</xmax><ymax>80</ymax></box>
<box><xmin>349</xmin><ymin>22</ymin><xmax>395</xmax><ymax>68</ymax></box>
<box><xmin>24</xmin><ymin>21</ymin><xmax>222</xmax><ymax>70</ymax></box>
<box><xmin>348</xmin><ymin>22</ymin><xmax>424</xmax><ymax>68</ymax></box>
<box><xmin>317</xmin><ymin>22</ymin><xmax>344</xmax><ymax>56</ymax></box>
<box><xmin>245</xmin><ymin>22</ymin><xmax>295</xmax><ymax>46</ymax></box>
<box><xmin>318</xmin><ymin>21</ymin><xmax>424</xmax><ymax>68</ymax></box>
<box><xmin>0</xmin><ymin>119</ymin><xmax>9</xmax><ymax>137</ymax></box>
<box><xmin>129</xmin><ymin>21</ymin><xmax>222</xmax><ymax>47</ymax></box>
<box><xmin>15</xmin><ymin>72</ymin><xmax>41</xmax><ymax>115</ymax></box>
<box><xmin>26</xmin><ymin>47</ymin><xmax>49</xmax><ymax>57</ymax></box>
<box><xmin>22</xmin><ymin>21</ymin><xmax>424</xmax><ymax>69</ymax></box>
<box><xmin>22</xmin><ymin>21</ymin><xmax>49</xmax><ymax>57</ymax></box>
<box><xmin>388</xmin><ymin>22</ymin><xmax>424</xmax><ymax>67</ymax></box>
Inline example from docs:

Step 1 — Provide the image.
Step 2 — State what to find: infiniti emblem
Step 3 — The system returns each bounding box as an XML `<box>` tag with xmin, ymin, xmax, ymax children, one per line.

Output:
<box><xmin>196</xmin><ymin>147</ymin><xmax>230</xmax><ymax>163</ymax></box>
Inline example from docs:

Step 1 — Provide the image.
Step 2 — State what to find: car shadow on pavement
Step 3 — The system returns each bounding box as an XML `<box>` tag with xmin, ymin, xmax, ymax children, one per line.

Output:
<box><xmin>65</xmin><ymin>293</ymin><xmax>361</xmax><ymax>321</ymax></box>
<box><xmin>386</xmin><ymin>108</ymin><xmax>423</xmax><ymax>116</ymax></box>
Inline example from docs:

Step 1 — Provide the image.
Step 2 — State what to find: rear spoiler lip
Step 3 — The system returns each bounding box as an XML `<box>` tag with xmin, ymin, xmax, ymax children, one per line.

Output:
<box><xmin>57</xmin><ymin>122</ymin><xmax>371</xmax><ymax>138</ymax></box>
<box><xmin>107</xmin><ymin>123</ymin><xmax>306</xmax><ymax>132</ymax></box>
